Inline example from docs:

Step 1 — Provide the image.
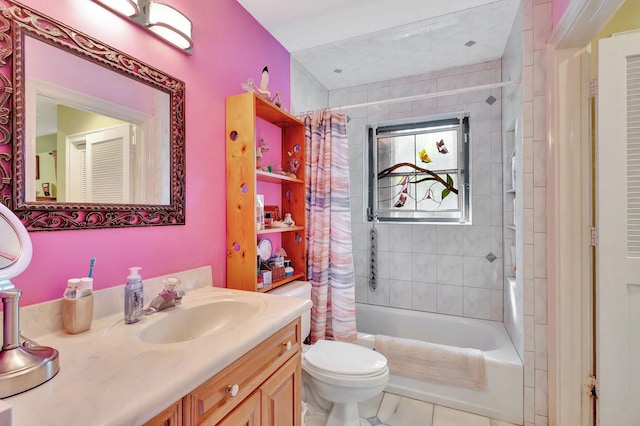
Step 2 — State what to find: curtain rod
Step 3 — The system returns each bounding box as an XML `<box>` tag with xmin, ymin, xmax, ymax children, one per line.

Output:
<box><xmin>321</xmin><ymin>80</ymin><xmax>519</xmax><ymax>113</ymax></box>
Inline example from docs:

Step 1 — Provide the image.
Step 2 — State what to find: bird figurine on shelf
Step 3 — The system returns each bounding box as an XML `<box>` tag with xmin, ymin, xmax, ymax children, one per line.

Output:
<box><xmin>241</xmin><ymin>66</ymin><xmax>281</xmax><ymax>107</ymax></box>
<box><xmin>257</xmin><ymin>66</ymin><xmax>271</xmax><ymax>98</ymax></box>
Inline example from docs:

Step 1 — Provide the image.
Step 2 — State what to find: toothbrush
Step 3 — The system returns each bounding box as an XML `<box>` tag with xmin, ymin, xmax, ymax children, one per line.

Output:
<box><xmin>88</xmin><ymin>257</ymin><xmax>96</xmax><ymax>278</ymax></box>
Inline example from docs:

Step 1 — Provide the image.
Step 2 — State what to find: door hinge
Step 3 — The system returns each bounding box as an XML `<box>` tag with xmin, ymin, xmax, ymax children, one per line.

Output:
<box><xmin>590</xmin><ymin>79</ymin><xmax>598</xmax><ymax>98</ymax></box>
<box><xmin>590</xmin><ymin>227</ymin><xmax>598</xmax><ymax>246</ymax></box>
<box><xmin>586</xmin><ymin>375</ymin><xmax>598</xmax><ymax>399</ymax></box>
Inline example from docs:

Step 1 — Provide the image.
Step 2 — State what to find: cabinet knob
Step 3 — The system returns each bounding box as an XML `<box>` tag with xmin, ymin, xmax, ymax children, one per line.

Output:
<box><xmin>284</xmin><ymin>341</ymin><xmax>292</xmax><ymax>350</ymax></box>
<box><xmin>226</xmin><ymin>384</ymin><xmax>239</xmax><ymax>397</ymax></box>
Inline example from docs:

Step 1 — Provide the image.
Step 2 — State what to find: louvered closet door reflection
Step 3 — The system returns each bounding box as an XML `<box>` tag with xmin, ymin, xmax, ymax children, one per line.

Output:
<box><xmin>85</xmin><ymin>124</ymin><xmax>131</xmax><ymax>203</ymax></box>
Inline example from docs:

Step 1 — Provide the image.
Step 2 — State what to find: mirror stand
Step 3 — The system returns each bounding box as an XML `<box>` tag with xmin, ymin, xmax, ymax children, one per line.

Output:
<box><xmin>0</xmin><ymin>280</ymin><xmax>59</xmax><ymax>398</ymax></box>
<box><xmin>0</xmin><ymin>198</ymin><xmax>59</xmax><ymax>397</ymax></box>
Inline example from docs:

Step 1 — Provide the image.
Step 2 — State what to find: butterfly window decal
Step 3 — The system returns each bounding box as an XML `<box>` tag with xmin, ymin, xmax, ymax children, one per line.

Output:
<box><xmin>418</xmin><ymin>148</ymin><xmax>431</xmax><ymax>163</ymax></box>
<box><xmin>436</xmin><ymin>139</ymin><xmax>448</xmax><ymax>154</ymax></box>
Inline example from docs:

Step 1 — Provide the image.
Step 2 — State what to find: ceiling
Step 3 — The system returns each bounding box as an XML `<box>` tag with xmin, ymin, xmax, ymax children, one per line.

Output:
<box><xmin>237</xmin><ymin>0</ymin><xmax>521</xmax><ymax>90</ymax></box>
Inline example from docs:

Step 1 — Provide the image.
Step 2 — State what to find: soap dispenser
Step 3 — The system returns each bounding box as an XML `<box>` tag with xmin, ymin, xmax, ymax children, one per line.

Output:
<box><xmin>124</xmin><ymin>266</ymin><xmax>144</xmax><ymax>324</ymax></box>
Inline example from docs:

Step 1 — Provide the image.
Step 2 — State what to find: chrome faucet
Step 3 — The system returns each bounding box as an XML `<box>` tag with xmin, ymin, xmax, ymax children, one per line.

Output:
<box><xmin>143</xmin><ymin>277</ymin><xmax>184</xmax><ymax>315</ymax></box>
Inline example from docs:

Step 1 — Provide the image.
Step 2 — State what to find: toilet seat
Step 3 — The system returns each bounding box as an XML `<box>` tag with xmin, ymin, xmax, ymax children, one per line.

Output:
<box><xmin>304</xmin><ymin>340</ymin><xmax>387</xmax><ymax>376</ymax></box>
<box><xmin>302</xmin><ymin>340</ymin><xmax>388</xmax><ymax>388</ymax></box>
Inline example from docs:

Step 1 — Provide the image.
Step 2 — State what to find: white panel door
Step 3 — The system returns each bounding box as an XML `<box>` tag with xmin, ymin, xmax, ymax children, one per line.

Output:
<box><xmin>597</xmin><ymin>30</ymin><xmax>640</xmax><ymax>426</ymax></box>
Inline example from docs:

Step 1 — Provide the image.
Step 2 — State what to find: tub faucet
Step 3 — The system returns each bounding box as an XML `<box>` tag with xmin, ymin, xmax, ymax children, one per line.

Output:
<box><xmin>144</xmin><ymin>277</ymin><xmax>184</xmax><ymax>315</ymax></box>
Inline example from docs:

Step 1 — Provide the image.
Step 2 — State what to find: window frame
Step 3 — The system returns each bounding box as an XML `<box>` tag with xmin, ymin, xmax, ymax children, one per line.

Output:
<box><xmin>366</xmin><ymin>113</ymin><xmax>471</xmax><ymax>224</ymax></box>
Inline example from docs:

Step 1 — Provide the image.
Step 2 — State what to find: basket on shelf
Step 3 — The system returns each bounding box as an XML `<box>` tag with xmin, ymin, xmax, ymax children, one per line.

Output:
<box><xmin>271</xmin><ymin>266</ymin><xmax>285</xmax><ymax>281</ymax></box>
<box><xmin>259</xmin><ymin>260</ymin><xmax>285</xmax><ymax>282</ymax></box>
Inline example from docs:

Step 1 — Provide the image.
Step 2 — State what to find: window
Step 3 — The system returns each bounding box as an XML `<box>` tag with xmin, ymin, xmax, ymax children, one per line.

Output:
<box><xmin>367</xmin><ymin>114</ymin><xmax>470</xmax><ymax>223</ymax></box>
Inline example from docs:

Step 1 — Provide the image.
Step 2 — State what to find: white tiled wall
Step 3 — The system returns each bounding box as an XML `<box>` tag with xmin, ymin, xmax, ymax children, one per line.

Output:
<box><xmin>330</xmin><ymin>60</ymin><xmax>504</xmax><ymax>322</ymax></box>
<box><xmin>502</xmin><ymin>0</ymin><xmax>550</xmax><ymax>425</ymax></box>
<box><xmin>290</xmin><ymin>2</ymin><xmax>550</xmax><ymax>421</ymax></box>
<box><xmin>529</xmin><ymin>1</ymin><xmax>550</xmax><ymax>425</ymax></box>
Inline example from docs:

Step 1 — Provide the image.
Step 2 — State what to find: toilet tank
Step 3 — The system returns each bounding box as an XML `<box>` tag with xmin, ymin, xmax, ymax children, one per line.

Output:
<box><xmin>267</xmin><ymin>281</ymin><xmax>311</xmax><ymax>340</ymax></box>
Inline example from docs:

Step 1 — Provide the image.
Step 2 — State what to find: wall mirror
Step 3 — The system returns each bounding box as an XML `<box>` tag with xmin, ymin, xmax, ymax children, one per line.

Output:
<box><xmin>0</xmin><ymin>0</ymin><xmax>186</xmax><ymax>231</ymax></box>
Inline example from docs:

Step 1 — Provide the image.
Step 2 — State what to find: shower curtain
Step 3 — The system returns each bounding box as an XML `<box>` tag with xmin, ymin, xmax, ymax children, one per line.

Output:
<box><xmin>304</xmin><ymin>111</ymin><xmax>357</xmax><ymax>343</ymax></box>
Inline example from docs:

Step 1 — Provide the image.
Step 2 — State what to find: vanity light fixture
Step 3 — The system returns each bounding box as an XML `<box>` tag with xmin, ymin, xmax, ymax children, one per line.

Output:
<box><xmin>92</xmin><ymin>0</ymin><xmax>141</xmax><ymax>17</ymax></box>
<box><xmin>91</xmin><ymin>0</ymin><xmax>193</xmax><ymax>54</ymax></box>
<box><xmin>144</xmin><ymin>2</ymin><xmax>193</xmax><ymax>51</ymax></box>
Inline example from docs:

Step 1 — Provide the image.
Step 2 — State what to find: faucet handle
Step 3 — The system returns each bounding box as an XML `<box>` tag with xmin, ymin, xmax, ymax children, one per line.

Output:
<box><xmin>162</xmin><ymin>277</ymin><xmax>181</xmax><ymax>294</ymax></box>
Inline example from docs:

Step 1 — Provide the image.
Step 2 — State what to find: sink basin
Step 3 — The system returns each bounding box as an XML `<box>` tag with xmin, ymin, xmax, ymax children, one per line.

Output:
<box><xmin>139</xmin><ymin>299</ymin><xmax>263</xmax><ymax>344</ymax></box>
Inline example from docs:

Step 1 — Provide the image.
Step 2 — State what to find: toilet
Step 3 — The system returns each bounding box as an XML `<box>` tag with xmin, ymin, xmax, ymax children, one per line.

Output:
<box><xmin>268</xmin><ymin>281</ymin><xmax>389</xmax><ymax>426</ymax></box>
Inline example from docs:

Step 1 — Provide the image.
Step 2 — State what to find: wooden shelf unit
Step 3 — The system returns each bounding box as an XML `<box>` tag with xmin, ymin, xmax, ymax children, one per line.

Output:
<box><xmin>226</xmin><ymin>92</ymin><xmax>307</xmax><ymax>292</ymax></box>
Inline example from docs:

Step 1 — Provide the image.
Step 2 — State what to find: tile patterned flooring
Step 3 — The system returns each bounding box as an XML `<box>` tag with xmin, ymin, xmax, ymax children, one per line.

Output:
<box><xmin>303</xmin><ymin>392</ymin><xmax>520</xmax><ymax>426</ymax></box>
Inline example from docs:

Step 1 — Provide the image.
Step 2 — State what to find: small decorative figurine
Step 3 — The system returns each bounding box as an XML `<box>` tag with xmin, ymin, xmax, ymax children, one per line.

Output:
<box><xmin>256</xmin><ymin>146</ymin><xmax>262</xmax><ymax>170</ymax></box>
<box><xmin>283</xmin><ymin>213</ymin><xmax>295</xmax><ymax>226</ymax></box>
<box><xmin>258</xmin><ymin>66</ymin><xmax>271</xmax><ymax>98</ymax></box>
<box><xmin>241</xmin><ymin>66</ymin><xmax>282</xmax><ymax>107</ymax></box>
<box><xmin>256</xmin><ymin>139</ymin><xmax>268</xmax><ymax>171</ymax></box>
<box><xmin>258</xmin><ymin>138</ymin><xmax>269</xmax><ymax>153</ymax></box>
<box><xmin>272</xmin><ymin>214</ymin><xmax>294</xmax><ymax>228</ymax></box>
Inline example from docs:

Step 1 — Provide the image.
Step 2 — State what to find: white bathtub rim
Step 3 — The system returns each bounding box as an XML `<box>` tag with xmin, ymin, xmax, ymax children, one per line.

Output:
<box><xmin>355</xmin><ymin>303</ymin><xmax>515</xmax><ymax>352</ymax></box>
<box><xmin>354</xmin><ymin>304</ymin><xmax>524</xmax><ymax>368</ymax></box>
<box><xmin>355</xmin><ymin>303</ymin><xmax>524</xmax><ymax>425</ymax></box>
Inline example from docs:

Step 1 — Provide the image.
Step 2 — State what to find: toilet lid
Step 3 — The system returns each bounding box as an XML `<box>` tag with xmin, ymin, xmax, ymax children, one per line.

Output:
<box><xmin>303</xmin><ymin>340</ymin><xmax>387</xmax><ymax>376</ymax></box>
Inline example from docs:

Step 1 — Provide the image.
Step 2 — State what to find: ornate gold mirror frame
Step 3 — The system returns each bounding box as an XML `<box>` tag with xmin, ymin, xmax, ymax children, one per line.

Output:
<box><xmin>0</xmin><ymin>0</ymin><xmax>186</xmax><ymax>231</ymax></box>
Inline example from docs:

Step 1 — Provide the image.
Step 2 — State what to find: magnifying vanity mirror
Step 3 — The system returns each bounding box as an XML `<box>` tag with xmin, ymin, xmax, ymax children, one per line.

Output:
<box><xmin>0</xmin><ymin>0</ymin><xmax>186</xmax><ymax>231</ymax></box>
<box><xmin>0</xmin><ymin>202</ymin><xmax>59</xmax><ymax>398</ymax></box>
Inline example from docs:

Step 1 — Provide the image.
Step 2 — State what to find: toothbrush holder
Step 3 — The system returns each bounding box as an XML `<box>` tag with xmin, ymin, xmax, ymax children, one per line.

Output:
<box><xmin>62</xmin><ymin>294</ymin><xmax>94</xmax><ymax>334</ymax></box>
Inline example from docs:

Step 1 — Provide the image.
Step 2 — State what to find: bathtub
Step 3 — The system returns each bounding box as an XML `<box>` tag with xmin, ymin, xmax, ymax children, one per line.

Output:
<box><xmin>356</xmin><ymin>303</ymin><xmax>523</xmax><ymax>425</ymax></box>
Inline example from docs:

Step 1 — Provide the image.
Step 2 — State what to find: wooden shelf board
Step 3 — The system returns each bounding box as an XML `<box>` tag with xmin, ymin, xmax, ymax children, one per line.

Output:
<box><xmin>257</xmin><ymin>273</ymin><xmax>306</xmax><ymax>293</ymax></box>
<box><xmin>257</xmin><ymin>170</ymin><xmax>304</xmax><ymax>184</ymax></box>
<box><xmin>506</xmin><ymin>188</ymin><xmax>516</xmax><ymax>194</ymax></box>
<box><xmin>258</xmin><ymin>225</ymin><xmax>305</xmax><ymax>235</ymax></box>
<box><xmin>254</xmin><ymin>94</ymin><xmax>303</xmax><ymax>128</ymax></box>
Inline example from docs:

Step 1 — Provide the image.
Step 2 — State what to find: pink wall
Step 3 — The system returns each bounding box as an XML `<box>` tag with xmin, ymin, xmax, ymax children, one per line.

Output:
<box><xmin>14</xmin><ymin>0</ymin><xmax>291</xmax><ymax>305</ymax></box>
<box><xmin>553</xmin><ymin>0</ymin><xmax>572</xmax><ymax>27</ymax></box>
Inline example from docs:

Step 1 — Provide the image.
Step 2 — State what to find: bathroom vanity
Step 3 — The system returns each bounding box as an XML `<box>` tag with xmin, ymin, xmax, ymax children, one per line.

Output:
<box><xmin>148</xmin><ymin>318</ymin><xmax>301</xmax><ymax>426</ymax></box>
<box><xmin>3</xmin><ymin>284</ymin><xmax>310</xmax><ymax>426</ymax></box>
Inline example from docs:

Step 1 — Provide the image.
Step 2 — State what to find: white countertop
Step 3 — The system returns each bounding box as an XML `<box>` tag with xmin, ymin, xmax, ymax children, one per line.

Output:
<box><xmin>4</xmin><ymin>286</ymin><xmax>311</xmax><ymax>426</ymax></box>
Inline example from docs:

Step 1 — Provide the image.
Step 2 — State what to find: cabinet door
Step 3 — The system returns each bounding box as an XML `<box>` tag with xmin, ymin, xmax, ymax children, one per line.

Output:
<box><xmin>261</xmin><ymin>354</ymin><xmax>301</xmax><ymax>426</ymax></box>
<box><xmin>143</xmin><ymin>399</ymin><xmax>182</xmax><ymax>426</ymax></box>
<box><xmin>217</xmin><ymin>390</ymin><xmax>260</xmax><ymax>426</ymax></box>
